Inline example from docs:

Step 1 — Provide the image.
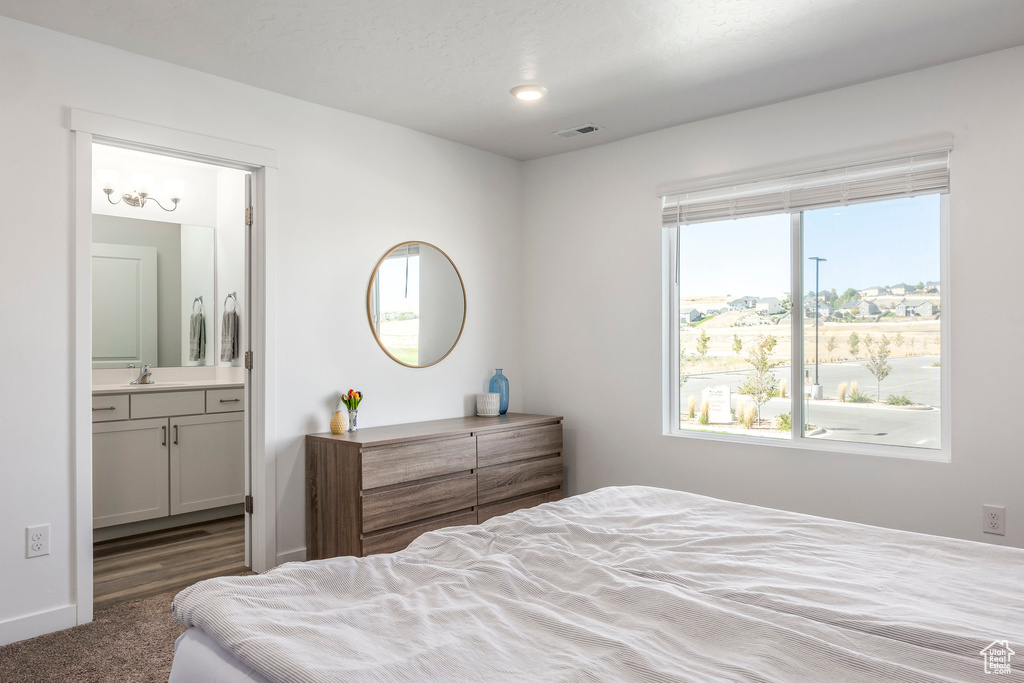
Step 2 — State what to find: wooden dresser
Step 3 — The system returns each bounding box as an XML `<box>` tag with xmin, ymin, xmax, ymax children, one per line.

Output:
<box><xmin>305</xmin><ymin>413</ymin><xmax>563</xmax><ymax>560</ymax></box>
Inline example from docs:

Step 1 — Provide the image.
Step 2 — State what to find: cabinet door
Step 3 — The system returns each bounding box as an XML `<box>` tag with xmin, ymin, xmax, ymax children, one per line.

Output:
<box><xmin>93</xmin><ymin>418</ymin><xmax>170</xmax><ymax>528</ymax></box>
<box><xmin>170</xmin><ymin>413</ymin><xmax>244</xmax><ymax>515</ymax></box>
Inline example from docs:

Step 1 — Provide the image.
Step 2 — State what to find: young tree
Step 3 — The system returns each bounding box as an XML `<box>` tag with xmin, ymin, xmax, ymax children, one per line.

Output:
<box><xmin>894</xmin><ymin>332</ymin><xmax>906</xmax><ymax>348</ymax></box>
<box><xmin>738</xmin><ymin>335</ymin><xmax>780</xmax><ymax>424</ymax></box>
<box><xmin>863</xmin><ymin>333</ymin><xmax>873</xmax><ymax>350</ymax></box>
<box><xmin>848</xmin><ymin>331</ymin><xmax>860</xmax><ymax>357</ymax></box>
<box><xmin>839</xmin><ymin>287</ymin><xmax>859</xmax><ymax>304</ymax></box>
<box><xmin>864</xmin><ymin>335</ymin><xmax>892</xmax><ymax>402</ymax></box>
<box><xmin>826</xmin><ymin>336</ymin><xmax>838</xmax><ymax>361</ymax></box>
<box><xmin>732</xmin><ymin>334</ymin><xmax>743</xmax><ymax>356</ymax></box>
<box><xmin>696</xmin><ymin>330</ymin><xmax>710</xmax><ymax>367</ymax></box>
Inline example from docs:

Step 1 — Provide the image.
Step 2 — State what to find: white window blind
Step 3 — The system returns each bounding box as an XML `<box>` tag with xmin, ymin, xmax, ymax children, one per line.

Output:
<box><xmin>661</xmin><ymin>148</ymin><xmax>950</xmax><ymax>226</ymax></box>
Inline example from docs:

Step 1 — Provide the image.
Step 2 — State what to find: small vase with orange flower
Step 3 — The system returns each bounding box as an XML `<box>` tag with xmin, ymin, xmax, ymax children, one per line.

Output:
<box><xmin>340</xmin><ymin>389</ymin><xmax>363</xmax><ymax>432</ymax></box>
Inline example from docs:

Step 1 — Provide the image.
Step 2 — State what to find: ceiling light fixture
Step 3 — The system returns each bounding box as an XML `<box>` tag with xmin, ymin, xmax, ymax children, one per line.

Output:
<box><xmin>98</xmin><ymin>169</ymin><xmax>184</xmax><ymax>212</ymax></box>
<box><xmin>510</xmin><ymin>85</ymin><xmax>547</xmax><ymax>102</ymax></box>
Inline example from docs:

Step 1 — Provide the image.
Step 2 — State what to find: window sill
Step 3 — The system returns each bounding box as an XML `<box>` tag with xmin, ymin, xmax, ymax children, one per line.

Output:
<box><xmin>662</xmin><ymin>427</ymin><xmax>950</xmax><ymax>463</ymax></box>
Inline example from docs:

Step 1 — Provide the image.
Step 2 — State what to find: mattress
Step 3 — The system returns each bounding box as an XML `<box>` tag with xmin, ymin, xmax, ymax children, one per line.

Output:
<box><xmin>171</xmin><ymin>486</ymin><xmax>1024</xmax><ymax>682</ymax></box>
<box><xmin>170</xmin><ymin>628</ymin><xmax>271</xmax><ymax>683</ymax></box>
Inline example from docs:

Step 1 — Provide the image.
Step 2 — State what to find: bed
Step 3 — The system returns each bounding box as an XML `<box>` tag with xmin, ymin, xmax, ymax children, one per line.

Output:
<box><xmin>169</xmin><ymin>486</ymin><xmax>1024</xmax><ymax>682</ymax></box>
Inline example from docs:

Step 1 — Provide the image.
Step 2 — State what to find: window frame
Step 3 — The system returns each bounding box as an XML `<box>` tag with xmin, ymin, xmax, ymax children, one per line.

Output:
<box><xmin>664</xmin><ymin>194</ymin><xmax>951</xmax><ymax>463</ymax></box>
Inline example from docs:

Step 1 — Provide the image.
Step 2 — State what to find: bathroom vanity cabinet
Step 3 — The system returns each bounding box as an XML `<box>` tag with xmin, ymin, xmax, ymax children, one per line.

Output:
<box><xmin>92</xmin><ymin>387</ymin><xmax>244</xmax><ymax>529</ymax></box>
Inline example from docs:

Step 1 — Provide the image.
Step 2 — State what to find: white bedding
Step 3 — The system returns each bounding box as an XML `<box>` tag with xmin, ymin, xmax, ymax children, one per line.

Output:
<box><xmin>172</xmin><ymin>486</ymin><xmax>1024</xmax><ymax>682</ymax></box>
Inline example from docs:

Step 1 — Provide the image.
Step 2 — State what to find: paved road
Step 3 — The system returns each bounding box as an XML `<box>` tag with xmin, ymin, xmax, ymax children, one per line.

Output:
<box><xmin>680</xmin><ymin>356</ymin><xmax>942</xmax><ymax>449</ymax></box>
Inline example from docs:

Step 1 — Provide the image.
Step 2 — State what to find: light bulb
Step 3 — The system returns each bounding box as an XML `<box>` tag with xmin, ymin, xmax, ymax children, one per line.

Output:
<box><xmin>165</xmin><ymin>179</ymin><xmax>185</xmax><ymax>200</ymax></box>
<box><xmin>97</xmin><ymin>169</ymin><xmax>120</xmax><ymax>192</ymax></box>
<box><xmin>132</xmin><ymin>173</ymin><xmax>154</xmax><ymax>195</ymax></box>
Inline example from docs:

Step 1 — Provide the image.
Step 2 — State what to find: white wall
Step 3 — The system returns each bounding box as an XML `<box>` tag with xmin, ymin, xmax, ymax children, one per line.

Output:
<box><xmin>0</xmin><ymin>16</ymin><xmax>522</xmax><ymax>641</ymax></box>
<box><xmin>214</xmin><ymin>168</ymin><xmax>247</xmax><ymax>367</ymax></box>
<box><xmin>521</xmin><ymin>47</ymin><xmax>1024</xmax><ymax>549</ymax></box>
<box><xmin>180</xmin><ymin>224</ymin><xmax>215</xmax><ymax>366</ymax></box>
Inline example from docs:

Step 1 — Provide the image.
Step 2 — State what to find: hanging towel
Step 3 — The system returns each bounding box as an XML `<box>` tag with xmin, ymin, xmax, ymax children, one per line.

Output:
<box><xmin>221</xmin><ymin>308</ymin><xmax>240</xmax><ymax>362</ymax></box>
<box><xmin>188</xmin><ymin>312</ymin><xmax>206</xmax><ymax>361</ymax></box>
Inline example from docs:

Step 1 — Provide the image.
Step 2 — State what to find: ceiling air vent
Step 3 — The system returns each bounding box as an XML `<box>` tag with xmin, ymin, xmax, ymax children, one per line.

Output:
<box><xmin>552</xmin><ymin>124</ymin><xmax>602</xmax><ymax>139</ymax></box>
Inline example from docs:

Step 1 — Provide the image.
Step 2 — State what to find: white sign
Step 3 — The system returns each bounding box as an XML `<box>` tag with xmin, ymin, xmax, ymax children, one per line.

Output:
<box><xmin>701</xmin><ymin>385</ymin><xmax>733</xmax><ymax>423</ymax></box>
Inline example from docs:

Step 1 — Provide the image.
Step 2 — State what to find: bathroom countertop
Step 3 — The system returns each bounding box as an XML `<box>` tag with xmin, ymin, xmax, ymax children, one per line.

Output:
<box><xmin>92</xmin><ymin>380</ymin><xmax>244</xmax><ymax>395</ymax></box>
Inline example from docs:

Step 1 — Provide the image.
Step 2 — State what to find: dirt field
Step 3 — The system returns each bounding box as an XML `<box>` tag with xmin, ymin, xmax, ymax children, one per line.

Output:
<box><xmin>680</xmin><ymin>298</ymin><xmax>940</xmax><ymax>375</ymax></box>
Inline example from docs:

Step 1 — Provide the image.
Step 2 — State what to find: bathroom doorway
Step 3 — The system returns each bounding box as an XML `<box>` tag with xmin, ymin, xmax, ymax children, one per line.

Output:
<box><xmin>71</xmin><ymin>110</ymin><xmax>278</xmax><ymax>625</ymax></box>
<box><xmin>89</xmin><ymin>145</ymin><xmax>252</xmax><ymax>607</ymax></box>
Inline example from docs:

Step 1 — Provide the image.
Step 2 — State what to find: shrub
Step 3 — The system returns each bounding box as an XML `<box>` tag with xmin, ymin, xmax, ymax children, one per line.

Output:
<box><xmin>699</xmin><ymin>400</ymin><xmax>710</xmax><ymax>425</ymax></box>
<box><xmin>687</xmin><ymin>395</ymin><xmax>696</xmax><ymax>419</ymax></box>
<box><xmin>739</xmin><ymin>403</ymin><xmax>755</xmax><ymax>429</ymax></box>
<box><xmin>850</xmin><ymin>380</ymin><xmax>859</xmax><ymax>394</ymax></box>
<box><xmin>848</xmin><ymin>388</ymin><xmax>872</xmax><ymax>403</ymax></box>
<box><xmin>838</xmin><ymin>382</ymin><xmax>848</xmax><ymax>403</ymax></box>
<box><xmin>777</xmin><ymin>412</ymin><xmax>792</xmax><ymax>431</ymax></box>
<box><xmin>886</xmin><ymin>394</ymin><xmax>913</xmax><ymax>406</ymax></box>
<box><xmin>780</xmin><ymin>380</ymin><xmax>788</xmax><ymax>399</ymax></box>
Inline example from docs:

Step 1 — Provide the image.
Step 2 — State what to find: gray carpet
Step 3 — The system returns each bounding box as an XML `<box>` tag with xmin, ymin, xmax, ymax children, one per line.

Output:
<box><xmin>0</xmin><ymin>591</ymin><xmax>185</xmax><ymax>683</ymax></box>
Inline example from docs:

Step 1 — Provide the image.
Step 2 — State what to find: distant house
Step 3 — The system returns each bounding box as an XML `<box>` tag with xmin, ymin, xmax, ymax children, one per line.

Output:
<box><xmin>728</xmin><ymin>296</ymin><xmax>757</xmax><ymax>310</ymax></box>
<box><xmin>895</xmin><ymin>300</ymin><xmax>936</xmax><ymax>317</ymax></box>
<box><xmin>756</xmin><ymin>297</ymin><xmax>783</xmax><ymax>315</ymax></box>
<box><xmin>860</xmin><ymin>286</ymin><xmax>886</xmax><ymax>297</ymax></box>
<box><xmin>804</xmin><ymin>301</ymin><xmax>833</xmax><ymax>317</ymax></box>
<box><xmin>890</xmin><ymin>283</ymin><xmax>915</xmax><ymax>296</ymax></box>
<box><xmin>841</xmin><ymin>300</ymin><xmax>861</xmax><ymax>312</ymax></box>
<box><xmin>924</xmin><ymin>280</ymin><xmax>941</xmax><ymax>294</ymax></box>
<box><xmin>858</xmin><ymin>300</ymin><xmax>881</xmax><ymax>316</ymax></box>
<box><xmin>681</xmin><ymin>308</ymin><xmax>703</xmax><ymax>323</ymax></box>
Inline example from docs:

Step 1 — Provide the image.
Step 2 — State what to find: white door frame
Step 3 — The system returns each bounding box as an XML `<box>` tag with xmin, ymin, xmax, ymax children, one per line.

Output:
<box><xmin>70</xmin><ymin>109</ymin><xmax>278</xmax><ymax>625</ymax></box>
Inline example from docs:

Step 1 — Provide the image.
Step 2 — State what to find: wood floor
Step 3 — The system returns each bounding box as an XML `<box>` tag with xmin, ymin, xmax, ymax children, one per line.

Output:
<box><xmin>93</xmin><ymin>516</ymin><xmax>249</xmax><ymax>609</ymax></box>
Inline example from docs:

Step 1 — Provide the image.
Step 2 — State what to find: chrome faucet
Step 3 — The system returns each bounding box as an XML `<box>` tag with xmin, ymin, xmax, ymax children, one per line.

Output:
<box><xmin>130</xmin><ymin>364</ymin><xmax>154</xmax><ymax>385</ymax></box>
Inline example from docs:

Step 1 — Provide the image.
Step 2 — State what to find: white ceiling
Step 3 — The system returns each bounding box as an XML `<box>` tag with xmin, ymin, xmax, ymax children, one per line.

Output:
<box><xmin>3</xmin><ymin>1</ymin><xmax>1024</xmax><ymax>160</ymax></box>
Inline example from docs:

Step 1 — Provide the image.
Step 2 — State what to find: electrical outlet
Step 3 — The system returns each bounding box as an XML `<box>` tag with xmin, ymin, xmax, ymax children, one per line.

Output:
<box><xmin>983</xmin><ymin>505</ymin><xmax>1005</xmax><ymax>536</ymax></box>
<box><xmin>26</xmin><ymin>524</ymin><xmax>49</xmax><ymax>558</ymax></box>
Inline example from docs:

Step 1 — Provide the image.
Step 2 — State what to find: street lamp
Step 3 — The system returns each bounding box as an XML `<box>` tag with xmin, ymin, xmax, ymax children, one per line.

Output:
<box><xmin>808</xmin><ymin>257</ymin><xmax>827</xmax><ymax>400</ymax></box>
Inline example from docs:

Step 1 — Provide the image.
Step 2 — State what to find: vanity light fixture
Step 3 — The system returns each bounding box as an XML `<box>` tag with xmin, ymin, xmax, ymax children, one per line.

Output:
<box><xmin>99</xmin><ymin>169</ymin><xmax>184</xmax><ymax>212</ymax></box>
<box><xmin>510</xmin><ymin>85</ymin><xmax>547</xmax><ymax>101</ymax></box>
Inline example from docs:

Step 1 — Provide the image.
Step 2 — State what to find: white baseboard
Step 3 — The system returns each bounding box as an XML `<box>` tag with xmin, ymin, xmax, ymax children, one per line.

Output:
<box><xmin>0</xmin><ymin>604</ymin><xmax>77</xmax><ymax>647</ymax></box>
<box><xmin>276</xmin><ymin>547</ymin><xmax>306</xmax><ymax>565</ymax></box>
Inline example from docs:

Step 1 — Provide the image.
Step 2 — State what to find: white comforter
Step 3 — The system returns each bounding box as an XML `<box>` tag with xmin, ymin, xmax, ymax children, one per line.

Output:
<box><xmin>172</xmin><ymin>486</ymin><xmax>1024</xmax><ymax>682</ymax></box>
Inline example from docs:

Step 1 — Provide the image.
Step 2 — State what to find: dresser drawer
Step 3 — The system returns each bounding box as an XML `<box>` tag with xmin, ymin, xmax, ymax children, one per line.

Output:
<box><xmin>92</xmin><ymin>394</ymin><xmax>129</xmax><ymax>422</ymax></box>
<box><xmin>131</xmin><ymin>391</ymin><xmax>205</xmax><ymax>418</ymax></box>
<box><xmin>478</xmin><ymin>455</ymin><xmax>563</xmax><ymax>506</ymax></box>
<box><xmin>477</xmin><ymin>424</ymin><xmax>562</xmax><ymax>468</ymax></box>
<box><xmin>361</xmin><ymin>509</ymin><xmax>477</xmax><ymax>556</ymax></box>
<box><xmin>477</xmin><ymin>489</ymin><xmax>563</xmax><ymax>524</ymax></box>
<box><xmin>362</xmin><ymin>436</ymin><xmax>475</xmax><ymax>489</ymax></box>
<box><xmin>207</xmin><ymin>388</ymin><xmax>244</xmax><ymax>413</ymax></box>
<box><xmin>362</xmin><ymin>472</ymin><xmax>476</xmax><ymax>533</ymax></box>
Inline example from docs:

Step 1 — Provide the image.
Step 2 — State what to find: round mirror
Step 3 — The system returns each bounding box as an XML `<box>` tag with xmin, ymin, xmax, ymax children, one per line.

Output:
<box><xmin>367</xmin><ymin>242</ymin><xmax>466</xmax><ymax>367</ymax></box>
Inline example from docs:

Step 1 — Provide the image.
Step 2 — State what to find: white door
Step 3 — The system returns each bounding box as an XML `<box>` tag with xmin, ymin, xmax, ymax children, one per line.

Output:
<box><xmin>92</xmin><ymin>243</ymin><xmax>158</xmax><ymax>369</ymax></box>
<box><xmin>93</xmin><ymin>418</ymin><xmax>170</xmax><ymax>528</ymax></box>
<box><xmin>170</xmin><ymin>413</ymin><xmax>245</xmax><ymax>515</ymax></box>
<box><xmin>243</xmin><ymin>173</ymin><xmax>253</xmax><ymax>568</ymax></box>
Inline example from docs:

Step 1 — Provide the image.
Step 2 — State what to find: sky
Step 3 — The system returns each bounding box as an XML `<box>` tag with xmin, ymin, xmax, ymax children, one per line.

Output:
<box><xmin>678</xmin><ymin>194</ymin><xmax>941</xmax><ymax>300</ymax></box>
<box><xmin>378</xmin><ymin>254</ymin><xmax>420</xmax><ymax>314</ymax></box>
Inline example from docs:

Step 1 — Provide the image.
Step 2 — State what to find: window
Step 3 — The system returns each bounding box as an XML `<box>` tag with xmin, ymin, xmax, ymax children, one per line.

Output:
<box><xmin>663</xmin><ymin>143</ymin><xmax>949</xmax><ymax>458</ymax></box>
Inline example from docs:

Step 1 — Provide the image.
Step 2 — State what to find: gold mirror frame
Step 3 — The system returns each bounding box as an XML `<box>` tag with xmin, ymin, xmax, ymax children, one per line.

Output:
<box><xmin>366</xmin><ymin>241</ymin><xmax>467</xmax><ymax>368</ymax></box>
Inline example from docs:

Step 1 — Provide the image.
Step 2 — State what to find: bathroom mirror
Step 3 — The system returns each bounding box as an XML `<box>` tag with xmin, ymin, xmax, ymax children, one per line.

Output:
<box><xmin>91</xmin><ymin>215</ymin><xmax>218</xmax><ymax>369</ymax></box>
<box><xmin>367</xmin><ymin>242</ymin><xmax>466</xmax><ymax>368</ymax></box>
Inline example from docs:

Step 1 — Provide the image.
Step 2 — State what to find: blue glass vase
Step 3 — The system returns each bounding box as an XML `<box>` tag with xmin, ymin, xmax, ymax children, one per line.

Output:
<box><xmin>489</xmin><ymin>369</ymin><xmax>509</xmax><ymax>415</ymax></box>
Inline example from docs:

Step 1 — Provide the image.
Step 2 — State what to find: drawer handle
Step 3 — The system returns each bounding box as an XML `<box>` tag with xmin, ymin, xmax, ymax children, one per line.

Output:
<box><xmin>162</xmin><ymin>425</ymin><xmax>166</xmax><ymax>446</ymax></box>
<box><xmin>92</xmin><ymin>406</ymin><xmax>117</xmax><ymax>412</ymax></box>
<box><xmin>173</xmin><ymin>425</ymin><xmax>179</xmax><ymax>445</ymax></box>
<box><xmin>219</xmin><ymin>398</ymin><xmax>241</xmax><ymax>403</ymax></box>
